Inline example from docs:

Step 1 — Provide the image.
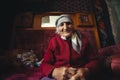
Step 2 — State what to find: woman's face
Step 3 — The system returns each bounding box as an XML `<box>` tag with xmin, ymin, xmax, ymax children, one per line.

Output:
<box><xmin>57</xmin><ymin>22</ymin><xmax>74</xmax><ymax>38</ymax></box>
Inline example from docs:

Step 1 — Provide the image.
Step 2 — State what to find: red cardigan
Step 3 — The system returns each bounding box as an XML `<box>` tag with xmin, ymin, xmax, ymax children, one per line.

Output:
<box><xmin>39</xmin><ymin>33</ymin><xmax>99</xmax><ymax>78</ymax></box>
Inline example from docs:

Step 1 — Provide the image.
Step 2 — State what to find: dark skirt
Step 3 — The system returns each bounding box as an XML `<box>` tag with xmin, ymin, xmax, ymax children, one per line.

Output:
<box><xmin>40</xmin><ymin>77</ymin><xmax>55</xmax><ymax>80</ymax></box>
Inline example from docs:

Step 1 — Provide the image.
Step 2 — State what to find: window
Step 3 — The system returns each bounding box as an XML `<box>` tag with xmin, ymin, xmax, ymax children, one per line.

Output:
<box><xmin>41</xmin><ymin>15</ymin><xmax>60</xmax><ymax>27</ymax></box>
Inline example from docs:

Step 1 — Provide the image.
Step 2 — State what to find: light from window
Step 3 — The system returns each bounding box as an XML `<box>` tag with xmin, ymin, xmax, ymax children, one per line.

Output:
<box><xmin>41</xmin><ymin>15</ymin><xmax>60</xmax><ymax>27</ymax></box>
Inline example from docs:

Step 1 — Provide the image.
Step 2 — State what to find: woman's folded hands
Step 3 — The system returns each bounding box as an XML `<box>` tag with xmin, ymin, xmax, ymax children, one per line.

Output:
<box><xmin>52</xmin><ymin>67</ymin><xmax>89</xmax><ymax>80</ymax></box>
<box><xmin>69</xmin><ymin>68</ymin><xmax>89</xmax><ymax>80</ymax></box>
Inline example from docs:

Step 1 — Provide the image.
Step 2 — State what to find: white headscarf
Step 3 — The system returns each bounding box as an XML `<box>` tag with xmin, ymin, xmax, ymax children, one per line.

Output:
<box><xmin>61</xmin><ymin>32</ymin><xmax>82</xmax><ymax>54</ymax></box>
<box><xmin>55</xmin><ymin>14</ymin><xmax>73</xmax><ymax>27</ymax></box>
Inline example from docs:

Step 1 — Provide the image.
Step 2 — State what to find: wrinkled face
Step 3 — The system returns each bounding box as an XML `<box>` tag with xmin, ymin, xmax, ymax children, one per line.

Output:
<box><xmin>57</xmin><ymin>22</ymin><xmax>74</xmax><ymax>38</ymax></box>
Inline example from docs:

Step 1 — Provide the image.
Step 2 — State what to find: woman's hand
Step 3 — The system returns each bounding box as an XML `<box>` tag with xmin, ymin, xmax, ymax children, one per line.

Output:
<box><xmin>69</xmin><ymin>68</ymin><xmax>89</xmax><ymax>80</ymax></box>
<box><xmin>52</xmin><ymin>67</ymin><xmax>77</xmax><ymax>80</ymax></box>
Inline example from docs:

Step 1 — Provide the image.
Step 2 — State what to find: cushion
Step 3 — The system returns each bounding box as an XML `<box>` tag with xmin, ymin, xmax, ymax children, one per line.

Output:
<box><xmin>16</xmin><ymin>49</ymin><xmax>40</xmax><ymax>68</ymax></box>
<box><xmin>110</xmin><ymin>54</ymin><xmax>120</xmax><ymax>75</ymax></box>
<box><xmin>105</xmin><ymin>54</ymin><xmax>120</xmax><ymax>76</ymax></box>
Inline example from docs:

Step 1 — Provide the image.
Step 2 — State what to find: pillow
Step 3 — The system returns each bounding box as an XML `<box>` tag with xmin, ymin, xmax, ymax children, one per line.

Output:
<box><xmin>110</xmin><ymin>54</ymin><xmax>120</xmax><ymax>75</ymax></box>
<box><xmin>105</xmin><ymin>54</ymin><xmax>120</xmax><ymax>76</ymax></box>
<box><xmin>16</xmin><ymin>49</ymin><xmax>40</xmax><ymax>68</ymax></box>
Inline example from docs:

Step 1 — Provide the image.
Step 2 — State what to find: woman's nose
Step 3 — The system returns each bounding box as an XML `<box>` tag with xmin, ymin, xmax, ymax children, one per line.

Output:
<box><xmin>63</xmin><ymin>23</ymin><xmax>68</xmax><ymax>29</ymax></box>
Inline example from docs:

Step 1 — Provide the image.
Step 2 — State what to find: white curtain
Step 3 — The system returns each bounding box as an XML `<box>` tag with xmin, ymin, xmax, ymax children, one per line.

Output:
<box><xmin>105</xmin><ymin>0</ymin><xmax>120</xmax><ymax>44</ymax></box>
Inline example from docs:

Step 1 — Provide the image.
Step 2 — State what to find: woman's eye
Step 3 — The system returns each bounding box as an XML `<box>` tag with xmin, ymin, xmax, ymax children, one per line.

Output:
<box><xmin>59</xmin><ymin>22</ymin><xmax>72</xmax><ymax>27</ymax></box>
<box><xmin>60</xmin><ymin>23</ymin><xmax>64</xmax><ymax>26</ymax></box>
<box><xmin>66</xmin><ymin>22</ymin><xmax>72</xmax><ymax>25</ymax></box>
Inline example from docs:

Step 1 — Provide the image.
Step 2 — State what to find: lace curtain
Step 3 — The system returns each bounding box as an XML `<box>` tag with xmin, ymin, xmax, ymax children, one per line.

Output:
<box><xmin>105</xmin><ymin>0</ymin><xmax>120</xmax><ymax>44</ymax></box>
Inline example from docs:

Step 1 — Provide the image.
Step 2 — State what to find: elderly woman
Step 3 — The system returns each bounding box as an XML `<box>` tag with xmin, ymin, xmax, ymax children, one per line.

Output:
<box><xmin>40</xmin><ymin>14</ymin><xmax>99</xmax><ymax>80</ymax></box>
